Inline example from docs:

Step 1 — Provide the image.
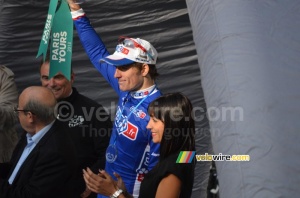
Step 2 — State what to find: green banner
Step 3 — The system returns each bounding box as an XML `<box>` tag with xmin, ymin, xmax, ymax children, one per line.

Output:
<box><xmin>49</xmin><ymin>0</ymin><xmax>73</xmax><ymax>80</ymax></box>
<box><xmin>36</xmin><ymin>0</ymin><xmax>59</xmax><ymax>61</ymax></box>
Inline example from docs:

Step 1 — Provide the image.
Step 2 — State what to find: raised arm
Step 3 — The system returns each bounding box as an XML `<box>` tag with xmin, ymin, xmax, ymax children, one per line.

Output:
<box><xmin>67</xmin><ymin>0</ymin><xmax>120</xmax><ymax>93</ymax></box>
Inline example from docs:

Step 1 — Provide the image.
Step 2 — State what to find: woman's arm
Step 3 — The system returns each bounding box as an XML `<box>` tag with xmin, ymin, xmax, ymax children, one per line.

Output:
<box><xmin>155</xmin><ymin>174</ymin><xmax>181</xmax><ymax>198</ymax></box>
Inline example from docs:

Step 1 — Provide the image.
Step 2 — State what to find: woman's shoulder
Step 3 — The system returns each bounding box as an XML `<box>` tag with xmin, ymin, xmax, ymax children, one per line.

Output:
<box><xmin>160</xmin><ymin>153</ymin><xmax>194</xmax><ymax>172</ymax></box>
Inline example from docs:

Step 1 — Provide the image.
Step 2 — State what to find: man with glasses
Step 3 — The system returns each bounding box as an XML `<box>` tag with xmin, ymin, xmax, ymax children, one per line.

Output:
<box><xmin>0</xmin><ymin>86</ymin><xmax>78</xmax><ymax>197</ymax></box>
<box><xmin>68</xmin><ymin>2</ymin><xmax>162</xmax><ymax>198</ymax></box>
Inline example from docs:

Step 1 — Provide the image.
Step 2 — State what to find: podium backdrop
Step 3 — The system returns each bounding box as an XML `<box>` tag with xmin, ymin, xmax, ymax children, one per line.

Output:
<box><xmin>0</xmin><ymin>0</ymin><xmax>212</xmax><ymax>197</ymax></box>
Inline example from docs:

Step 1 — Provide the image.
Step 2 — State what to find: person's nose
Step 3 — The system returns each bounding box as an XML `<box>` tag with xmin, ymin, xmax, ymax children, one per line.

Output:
<box><xmin>146</xmin><ymin>120</ymin><xmax>152</xmax><ymax>130</ymax></box>
<box><xmin>114</xmin><ymin>68</ymin><xmax>121</xmax><ymax>78</ymax></box>
<box><xmin>48</xmin><ymin>78</ymin><xmax>56</xmax><ymax>87</ymax></box>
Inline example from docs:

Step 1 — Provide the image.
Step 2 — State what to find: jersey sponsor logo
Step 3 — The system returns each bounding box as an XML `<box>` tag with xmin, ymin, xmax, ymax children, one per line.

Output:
<box><xmin>151</xmin><ymin>152</ymin><xmax>160</xmax><ymax>157</ymax></box>
<box><xmin>115</xmin><ymin>107</ymin><xmax>128</xmax><ymax>133</ymax></box>
<box><xmin>137</xmin><ymin>168</ymin><xmax>148</xmax><ymax>182</ymax></box>
<box><xmin>115</xmin><ymin>107</ymin><xmax>139</xmax><ymax>140</ymax></box>
<box><xmin>122</xmin><ymin>121</ymin><xmax>138</xmax><ymax>140</ymax></box>
<box><xmin>68</xmin><ymin>115</ymin><xmax>84</xmax><ymax>127</ymax></box>
<box><xmin>132</xmin><ymin>90</ymin><xmax>149</xmax><ymax>97</ymax></box>
<box><xmin>130</xmin><ymin>107</ymin><xmax>146</xmax><ymax>119</ymax></box>
<box><xmin>135</xmin><ymin>144</ymin><xmax>150</xmax><ymax>182</ymax></box>
<box><xmin>116</xmin><ymin>114</ymin><xmax>128</xmax><ymax>133</ymax></box>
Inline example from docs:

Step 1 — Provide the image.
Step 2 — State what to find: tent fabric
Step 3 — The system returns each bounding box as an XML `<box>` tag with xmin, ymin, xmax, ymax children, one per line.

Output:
<box><xmin>0</xmin><ymin>0</ymin><xmax>212</xmax><ymax>197</ymax></box>
<box><xmin>186</xmin><ymin>0</ymin><xmax>300</xmax><ymax>197</ymax></box>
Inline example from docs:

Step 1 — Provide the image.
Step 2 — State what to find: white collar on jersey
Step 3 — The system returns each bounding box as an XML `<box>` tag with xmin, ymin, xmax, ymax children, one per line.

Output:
<box><xmin>130</xmin><ymin>84</ymin><xmax>156</xmax><ymax>99</ymax></box>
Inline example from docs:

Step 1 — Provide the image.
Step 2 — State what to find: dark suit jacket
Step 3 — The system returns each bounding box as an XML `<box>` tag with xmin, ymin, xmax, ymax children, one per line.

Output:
<box><xmin>0</xmin><ymin>120</ymin><xmax>78</xmax><ymax>198</ymax></box>
<box><xmin>59</xmin><ymin>88</ymin><xmax>112</xmax><ymax>198</ymax></box>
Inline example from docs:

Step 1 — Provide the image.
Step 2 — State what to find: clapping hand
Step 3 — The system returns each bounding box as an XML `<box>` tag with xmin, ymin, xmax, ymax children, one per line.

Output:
<box><xmin>83</xmin><ymin>167</ymin><xmax>118</xmax><ymax>197</ymax></box>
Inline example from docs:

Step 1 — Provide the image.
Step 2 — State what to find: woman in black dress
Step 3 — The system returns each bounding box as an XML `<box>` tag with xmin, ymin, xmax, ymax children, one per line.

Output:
<box><xmin>83</xmin><ymin>93</ymin><xmax>196</xmax><ymax>198</ymax></box>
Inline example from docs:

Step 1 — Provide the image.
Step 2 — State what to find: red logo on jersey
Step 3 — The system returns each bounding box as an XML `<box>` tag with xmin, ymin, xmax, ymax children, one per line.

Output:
<box><xmin>137</xmin><ymin>173</ymin><xmax>145</xmax><ymax>182</ymax></box>
<box><xmin>123</xmin><ymin>122</ymin><xmax>138</xmax><ymax>140</ymax></box>
<box><xmin>138</xmin><ymin>111</ymin><xmax>146</xmax><ymax>119</ymax></box>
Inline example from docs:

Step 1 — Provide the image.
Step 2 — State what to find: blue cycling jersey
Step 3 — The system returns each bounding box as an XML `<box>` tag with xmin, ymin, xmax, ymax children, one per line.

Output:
<box><xmin>74</xmin><ymin>15</ymin><xmax>161</xmax><ymax>198</ymax></box>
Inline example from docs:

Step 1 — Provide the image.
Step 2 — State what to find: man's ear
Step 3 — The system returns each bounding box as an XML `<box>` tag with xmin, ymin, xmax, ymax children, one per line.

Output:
<box><xmin>70</xmin><ymin>72</ymin><xmax>75</xmax><ymax>84</ymax></box>
<box><xmin>27</xmin><ymin>112</ymin><xmax>35</xmax><ymax>123</ymax></box>
<box><xmin>141</xmin><ymin>64</ymin><xmax>150</xmax><ymax>77</ymax></box>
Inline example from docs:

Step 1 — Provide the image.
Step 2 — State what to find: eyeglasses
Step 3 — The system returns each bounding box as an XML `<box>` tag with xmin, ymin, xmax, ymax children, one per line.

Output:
<box><xmin>13</xmin><ymin>106</ymin><xmax>35</xmax><ymax>115</ymax></box>
<box><xmin>118</xmin><ymin>36</ymin><xmax>154</xmax><ymax>61</ymax></box>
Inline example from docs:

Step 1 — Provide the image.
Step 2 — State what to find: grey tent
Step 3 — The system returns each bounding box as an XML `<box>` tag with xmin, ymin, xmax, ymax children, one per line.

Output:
<box><xmin>187</xmin><ymin>0</ymin><xmax>300</xmax><ymax>197</ymax></box>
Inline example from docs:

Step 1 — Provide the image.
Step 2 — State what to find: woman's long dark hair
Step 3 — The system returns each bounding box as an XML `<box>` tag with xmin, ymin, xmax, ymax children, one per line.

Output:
<box><xmin>148</xmin><ymin>92</ymin><xmax>195</xmax><ymax>161</ymax></box>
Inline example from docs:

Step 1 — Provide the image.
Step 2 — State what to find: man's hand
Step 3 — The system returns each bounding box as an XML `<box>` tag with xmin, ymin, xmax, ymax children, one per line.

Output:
<box><xmin>67</xmin><ymin>0</ymin><xmax>81</xmax><ymax>11</ymax></box>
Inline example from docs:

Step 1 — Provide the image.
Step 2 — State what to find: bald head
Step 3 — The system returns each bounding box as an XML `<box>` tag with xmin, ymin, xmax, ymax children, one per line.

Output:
<box><xmin>20</xmin><ymin>86</ymin><xmax>56</xmax><ymax>107</ymax></box>
<box><xmin>19</xmin><ymin>86</ymin><xmax>57</xmax><ymax>124</ymax></box>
